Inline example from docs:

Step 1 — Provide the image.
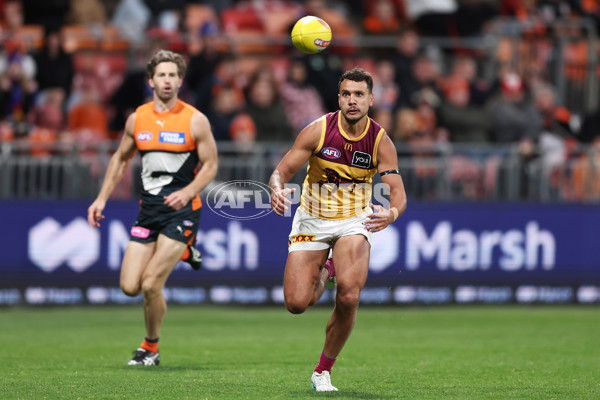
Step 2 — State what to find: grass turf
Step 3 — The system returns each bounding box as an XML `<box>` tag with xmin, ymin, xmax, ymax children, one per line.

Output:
<box><xmin>1</xmin><ymin>305</ymin><xmax>599</xmax><ymax>399</ymax></box>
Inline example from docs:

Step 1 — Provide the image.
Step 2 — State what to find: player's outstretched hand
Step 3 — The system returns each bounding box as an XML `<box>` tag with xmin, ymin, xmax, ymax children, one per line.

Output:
<box><xmin>87</xmin><ymin>200</ymin><xmax>106</xmax><ymax>228</ymax></box>
<box><xmin>271</xmin><ymin>187</ymin><xmax>296</xmax><ymax>216</ymax></box>
<box><xmin>365</xmin><ymin>203</ymin><xmax>395</xmax><ymax>233</ymax></box>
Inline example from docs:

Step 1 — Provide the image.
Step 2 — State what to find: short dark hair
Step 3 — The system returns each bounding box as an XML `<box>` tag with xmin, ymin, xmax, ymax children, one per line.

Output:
<box><xmin>146</xmin><ymin>50</ymin><xmax>187</xmax><ymax>80</ymax></box>
<box><xmin>338</xmin><ymin>67</ymin><xmax>373</xmax><ymax>94</ymax></box>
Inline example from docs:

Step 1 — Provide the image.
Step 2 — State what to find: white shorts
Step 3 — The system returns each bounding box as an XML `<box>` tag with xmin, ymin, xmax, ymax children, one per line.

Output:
<box><xmin>288</xmin><ymin>207</ymin><xmax>373</xmax><ymax>252</ymax></box>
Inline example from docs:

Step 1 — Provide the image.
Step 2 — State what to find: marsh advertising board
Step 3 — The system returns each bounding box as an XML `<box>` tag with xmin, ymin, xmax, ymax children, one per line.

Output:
<box><xmin>1</xmin><ymin>199</ymin><xmax>599</xmax><ymax>305</ymax></box>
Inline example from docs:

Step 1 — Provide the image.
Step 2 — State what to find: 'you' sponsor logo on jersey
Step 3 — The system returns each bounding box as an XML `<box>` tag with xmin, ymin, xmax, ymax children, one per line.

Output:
<box><xmin>159</xmin><ymin>131</ymin><xmax>186</xmax><ymax>144</ymax></box>
<box><xmin>351</xmin><ymin>151</ymin><xmax>371</xmax><ymax>168</ymax></box>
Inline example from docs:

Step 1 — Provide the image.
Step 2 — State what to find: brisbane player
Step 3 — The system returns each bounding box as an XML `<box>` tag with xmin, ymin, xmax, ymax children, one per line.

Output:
<box><xmin>269</xmin><ymin>67</ymin><xmax>407</xmax><ymax>391</ymax></box>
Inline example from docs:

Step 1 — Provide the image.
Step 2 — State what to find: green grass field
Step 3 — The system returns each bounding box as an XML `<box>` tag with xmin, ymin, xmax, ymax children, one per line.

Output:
<box><xmin>1</xmin><ymin>305</ymin><xmax>599</xmax><ymax>399</ymax></box>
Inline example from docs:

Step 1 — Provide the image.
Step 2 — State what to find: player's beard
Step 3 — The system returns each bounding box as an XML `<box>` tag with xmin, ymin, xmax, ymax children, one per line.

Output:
<box><xmin>342</xmin><ymin>108</ymin><xmax>367</xmax><ymax>125</ymax></box>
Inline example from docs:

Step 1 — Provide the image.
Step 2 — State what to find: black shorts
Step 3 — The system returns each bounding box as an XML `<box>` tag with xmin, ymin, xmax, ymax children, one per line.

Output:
<box><xmin>129</xmin><ymin>201</ymin><xmax>201</xmax><ymax>246</ymax></box>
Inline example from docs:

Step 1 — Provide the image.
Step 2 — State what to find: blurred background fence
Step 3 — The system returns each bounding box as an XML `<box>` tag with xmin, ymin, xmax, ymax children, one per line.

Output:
<box><xmin>3</xmin><ymin>139</ymin><xmax>600</xmax><ymax>203</ymax></box>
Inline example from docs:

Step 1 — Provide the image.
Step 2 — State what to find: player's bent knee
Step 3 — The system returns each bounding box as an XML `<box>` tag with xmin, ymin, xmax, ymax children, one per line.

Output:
<box><xmin>285</xmin><ymin>300</ymin><xmax>309</xmax><ymax>314</ymax></box>
<box><xmin>120</xmin><ymin>282</ymin><xmax>141</xmax><ymax>297</ymax></box>
<box><xmin>336</xmin><ymin>291</ymin><xmax>360</xmax><ymax>311</ymax></box>
<box><xmin>140</xmin><ymin>277</ymin><xmax>163</xmax><ymax>297</ymax></box>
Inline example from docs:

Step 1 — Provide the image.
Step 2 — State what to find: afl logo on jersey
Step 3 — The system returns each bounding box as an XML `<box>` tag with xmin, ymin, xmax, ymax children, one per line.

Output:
<box><xmin>137</xmin><ymin>132</ymin><xmax>153</xmax><ymax>142</ymax></box>
<box><xmin>321</xmin><ymin>147</ymin><xmax>341</xmax><ymax>159</ymax></box>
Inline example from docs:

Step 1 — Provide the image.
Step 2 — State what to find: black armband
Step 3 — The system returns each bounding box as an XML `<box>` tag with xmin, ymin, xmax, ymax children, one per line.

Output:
<box><xmin>380</xmin><ymin>169</ymin><xmax>400</xmax><ymax>177</ymax></box>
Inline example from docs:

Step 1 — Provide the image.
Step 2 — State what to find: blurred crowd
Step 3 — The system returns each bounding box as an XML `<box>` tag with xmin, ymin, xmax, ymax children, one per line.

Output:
<box><xmin>2</xmin><ymin>0</ymin><xmax>600</xmax><ymax>200</ymax></box>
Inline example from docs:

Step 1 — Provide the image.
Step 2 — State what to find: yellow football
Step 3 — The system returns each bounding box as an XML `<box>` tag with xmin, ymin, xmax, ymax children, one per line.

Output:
<box><xmin>291</xmin><ymin>16</ymin><xmax>332</xmax><ymax>54</ymax></box>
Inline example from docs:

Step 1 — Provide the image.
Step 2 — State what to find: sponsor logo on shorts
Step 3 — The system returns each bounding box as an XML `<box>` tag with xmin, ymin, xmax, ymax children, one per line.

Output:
<box><xmin>131</xmin><ymin>226</ymin><xmax>150</xmax><ymax>238</ymax></box>
<box><xmin>321</xmin><ymin>147</ymin><xmax>341</xmax><ymax>159</ymax></box>
<box><xmin>159</xmin><ymin>131</ymin><xmax>186</xmax><ymax>144</ymax></box>
<box><xmin>351</xmin><ymin>151</ymin><xmax>372</xmax><ymax>169</ymax></box>
<box><xmin>182</xmin><ymin>220</ymin><xmax>194</xmax><ymax>227</ymax></box>
<box><xmin>137</xmin><ymin>132</ymin><xmax>153</xmax><ymax>142</ymax></box>
<box><xmin>288</xmin><ymin>234</ymin><xmax>316</xmax><ymax>246</ymax></box>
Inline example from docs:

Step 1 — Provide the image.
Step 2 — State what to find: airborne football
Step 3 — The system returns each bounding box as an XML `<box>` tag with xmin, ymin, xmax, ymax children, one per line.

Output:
<box><xmin>291</xmin><ymin>16</ymin><xmax>332</xmax><ymax>54</ymax></box>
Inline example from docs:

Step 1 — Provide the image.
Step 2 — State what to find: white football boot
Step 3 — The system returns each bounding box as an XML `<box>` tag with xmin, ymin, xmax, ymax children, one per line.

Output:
<box><xmin>311</xmin><ymin>370</ymin><xmax>338</xmax><ymax>392</ymax></box>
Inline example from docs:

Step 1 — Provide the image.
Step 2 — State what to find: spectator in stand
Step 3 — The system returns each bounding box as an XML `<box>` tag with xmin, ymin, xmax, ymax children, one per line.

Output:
<box><xmin>393</xmin><ymin>102</ymin><xmax>442</xmax><ymax>199</ymax></box>
<box><xmin>31</xmin><ymin>87</ymin><xmax>65</xmax><ymax>132</ymax></box>
<box><xmin>414</xmin><ymin>88</ymin><xmax>441</xmax><ymax>135</ymax></box>
<box><xmin>304</xmin><ymin>52</ymin><xmax>344</xmax><ymax>112</ymax></box>
<box><xmin>228</xmin><ymin>112</ymin><xmax>261</xmax><ymax>179</ymax></box>
<box><xmin>488</xmin><ymin>71</ymin><xmax>541</xmax><ymax>145</ymax></box>
<box><xmin>533</xmin><ymin>84</ymin><xmax>574</xmax><ymax>182</ymax></box>
<box><xmin>0</xmin><ymin>0</ymin><xmax>35</xmax><ymax>83</ymax></box>
<box><xmin>65</xmin><ymin>0</ymin><xmax>107</xmax><ymax>25</ymax></box>
<box><xmin>391</xmin><ymin>28</ymin><xmax>419</xmax><ymax>101</ymax></box>
<box><xmin>369</xmin><ymin>59</ymin><xmax>399</xmax><ymax>134</ymax></box>
<box><xmin>229</xmin><ymin>112</ymin><xmax>257</xmax><ymax>155</ymax></box>
<box><xmin>34</xmin><ymin>28</ymin><xmax>74</xmax><ymax>98</ymax></box>
<box><xmin>522</xmin><ymin>61</ymin><xmax>551</xmax><ymax>99</ymax></box>
<box><xmin>488</xmin><ymin>70</ymin><xmax>542</xmax><ymax>198</ymax></box>
<box><xmin>29</xmin><ymin>87</ymin><xmax>65</xmax><ymax>155</ymax></box>
<box><xmin>111</xmin><ymin>0</ymin><xmax>151</xmax><ymax>45</ymax></box>
<box><xmin>372</xmin><ymin>59</ymin><xmax>399</xmax><ymax>113</ymax></box>
<box><xmin>0</xmin><ymin>49</ymin><xmax>37</xmax><ymax>136</ymax></box>
<box><xmin>372</xmin><ymin>107</ymin><xmax>394</xmax><ymax>133</ymax></box>
<box><xmin>392</xmin><ymin>107</ymin><xmax>419</xmax><ymax>143</ymax></box>
<box><xmin>186</xmin><ymin>22</ymin><xmax>222</xmax><ymax>114</ymax></box>
<box><xmin>398</xmin><ymin>54</ymin><xmax>443</xmax><ymax>109</ymax></box>
<box><xmin>67</xmin><ymin>82</ymin><xmax>109</xmax><ymax>148</ymax></box>
<box><xmin>438</xmin><ymin>75</ymin><xmax>490</xmax><ymax>143</ymax></box>
<box><xmin>280</xmin><ymin>57</ymin><xmax>326</xmax><ymax>133</ymax></box>
<box><xmin>1</xmin><ymin>0</ymin><xmax>24</xmax><ymax>38</ymax></box>
<box><xmin>68</xmin><ymin>51</ymin><xmax>124</xmax><ymax>113</ymax></box>
<box><xmin>244</xmin><ymin>68</ymin><xmax>293</xmax><ymax>142</ymax></box>
<box><xmin>449</xmin><ymin>56</ymin><xmax>490</xmax><ymax>107</ymax></box>
<box><xmin>438</xmin><ymin>75</ymin><xmax>493</xmax><ymax>198</ymax></box>
<box><xmin>206</xmin><ymin>84</ymin><xmax>244</xmax><ymax>142</ymax></box>
<box><xmin>394</xmin><ymin>89</ymin><xmax>444</xmax><ymax>145</ymax></box>
<box><xmin>362</xmin><ymin>0</ymin><xmax>405</xmax><ymax>35</ymax></box>
<box><xmin>0</xmin><ymin>38</ymin><xmax>35</xmax><ymax>82</ymax></box>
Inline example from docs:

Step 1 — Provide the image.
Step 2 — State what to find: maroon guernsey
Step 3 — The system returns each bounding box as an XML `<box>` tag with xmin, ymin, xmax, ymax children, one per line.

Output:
<box><xmin>300</xmin><ymin>110</ymin><xmax>386</xmax><ymax>220</ymax></box>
